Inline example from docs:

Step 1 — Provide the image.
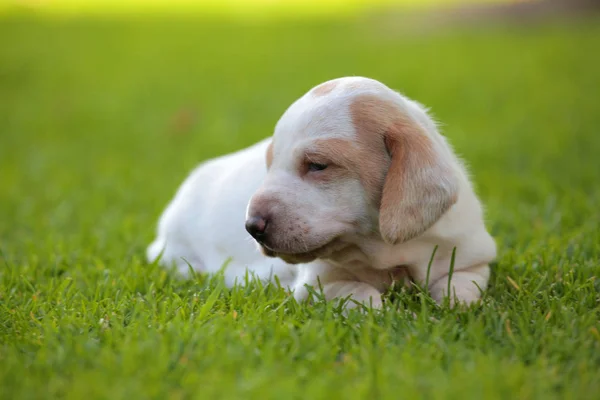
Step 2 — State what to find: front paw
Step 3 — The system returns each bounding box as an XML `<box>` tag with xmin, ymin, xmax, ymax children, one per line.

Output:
<box><xmin>429</xmin><ymin>279</ymin><xmax>482</xmax><ymax>307</ymax></box>
<box><xmin>323</xmin><ymin>281</ymin><xmax>383</xmax><ymax>309</ymax></box>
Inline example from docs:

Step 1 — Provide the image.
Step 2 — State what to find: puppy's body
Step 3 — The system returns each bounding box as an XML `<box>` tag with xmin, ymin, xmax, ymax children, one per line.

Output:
<box><xmin>148</xmin><ymin>77</ymin><xmax>496</xmax><ymax>307</ymax></box>
<box><xmin>147</xmin><ymin>139</ymin><xmax>296</xmax><ymax>287</ymax></box>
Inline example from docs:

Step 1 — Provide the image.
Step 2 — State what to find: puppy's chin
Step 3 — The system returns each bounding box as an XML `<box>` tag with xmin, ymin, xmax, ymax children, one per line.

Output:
<box><xmin>258</xmin><ymin>245</ymin><xmax>277</xmax><ymax>258</ymax></box>
<box><xmin>276</xmin><ymin>253</ymin><xmax>318</xmax><ymax>264</ymax></box>
<box><xmin>257</xmin><ymin>237</ymin><xmax>347</xmax><ymax>265</ymax></box>
<box><xmin>258</xmin><ymin>244</ymin><xmax>316</xmax><ymax>263</ymax></box>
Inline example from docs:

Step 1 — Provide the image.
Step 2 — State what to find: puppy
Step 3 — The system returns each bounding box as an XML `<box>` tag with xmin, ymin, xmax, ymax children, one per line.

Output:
<box><xmin>148</xmin><ymin>77</ymin><xmax>496</xmax><ymax>307</ymax></box>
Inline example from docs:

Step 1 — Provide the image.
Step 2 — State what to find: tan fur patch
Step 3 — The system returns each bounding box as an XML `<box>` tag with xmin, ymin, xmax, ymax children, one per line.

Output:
<box><xmin>349</xmin><ymin>94</ymin><xmax>458</xmax><ymax>244</ymax></box>
<box><xmin>348</xmin><ymin>95</ymin><xmax>407</xmax><ymax>204</ymax></box>
<box><xmin>307</xmin><ymin>137</ymin><xmax>387</xmax><ymax>206</ymax></box>
<box><xmin>266</xmin><ymin>140</ymin><xmax>274</xmax><ymax>169</ymax></box>
<box><xmin>311</xmin><ymin>81</ymin><xmax>337</xmax><ymax>97</ymax></box>
<box><xmin>346</xmin><ymin>81</ymin><xmax>369</xmax><ymax>91</ymax></box>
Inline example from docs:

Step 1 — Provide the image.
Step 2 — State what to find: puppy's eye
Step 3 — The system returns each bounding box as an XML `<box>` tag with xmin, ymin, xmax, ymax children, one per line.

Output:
<box><xmin>307</xmin><ymin>162</ymin><xmax>328</xmax><ymax>172</ymax></box>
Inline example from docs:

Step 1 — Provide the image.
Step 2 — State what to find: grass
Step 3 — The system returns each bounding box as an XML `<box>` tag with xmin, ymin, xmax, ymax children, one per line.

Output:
<box><xmin>1</xmin><ymin>7</ymin><xmax>600</xmax><ymax>399</ymax></box>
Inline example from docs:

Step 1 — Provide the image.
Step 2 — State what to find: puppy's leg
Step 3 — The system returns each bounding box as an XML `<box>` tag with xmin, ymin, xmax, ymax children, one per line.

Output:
<box><xmin>322</xmin><ymin>281</ymin><xmax>383</xmax><ymax>308</ymax></box>
<box><xmin>292</xmin><ymin>264</ymin><xmax>382</xmax><ymax>308</ymax></box>
<box><xmin>429</xmin><ymin>263</ymin><xmax>490</xmax><ymax>306</ymax></box>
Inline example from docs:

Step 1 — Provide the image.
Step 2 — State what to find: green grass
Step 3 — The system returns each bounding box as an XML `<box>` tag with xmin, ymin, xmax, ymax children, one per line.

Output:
<box><xmin>1</xmin><ymin>9</ymin><xmax>600</xmax><ymax>400</ymax></box>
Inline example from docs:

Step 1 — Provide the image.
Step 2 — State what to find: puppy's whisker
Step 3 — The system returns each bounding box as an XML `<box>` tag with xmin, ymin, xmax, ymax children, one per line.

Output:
<box><xmin>299</xmin><ymin>235</ymin><xmax>310</xmax><ymax>253</ymax></box>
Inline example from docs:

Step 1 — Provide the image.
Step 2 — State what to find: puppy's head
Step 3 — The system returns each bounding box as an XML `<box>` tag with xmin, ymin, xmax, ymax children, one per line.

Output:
<box><xmin>246</xmin><ymin>77</ymin><xmax>458</xmax><ymax>263</ymax></box>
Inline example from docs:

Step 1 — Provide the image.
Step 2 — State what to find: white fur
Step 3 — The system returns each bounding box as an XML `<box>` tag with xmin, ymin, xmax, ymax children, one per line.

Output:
<box><xmin>147</xmin><ymin>139</ymin><xmax>296</xmax><ymax>287</ymax></box>
<box><xmin>148</xmin><ymin>76</ymin><xmax>496</xmax><ymax>307</ymax></box>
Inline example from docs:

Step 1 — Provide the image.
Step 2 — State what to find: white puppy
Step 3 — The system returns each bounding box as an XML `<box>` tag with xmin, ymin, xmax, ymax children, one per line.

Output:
<box><xmin>148</xmin><ymin>77</ymin><xmax>496</xmax><ymax>307</ymax></box>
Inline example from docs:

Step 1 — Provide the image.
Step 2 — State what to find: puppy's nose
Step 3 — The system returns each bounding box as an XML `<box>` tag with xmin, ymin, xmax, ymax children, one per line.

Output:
<box><xmin>245</xmin><ymin>215</ymin><xmax>268</xmax><ymax>240</ymax></box>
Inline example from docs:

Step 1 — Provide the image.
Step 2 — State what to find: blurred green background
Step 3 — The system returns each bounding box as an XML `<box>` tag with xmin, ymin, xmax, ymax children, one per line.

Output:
<box><xmin>2</xmin><ymin>0</ymin><xmax>598</xmax><ymax>260</ymax></box>
<box><xmin>1</xmin><ymin>0</ymin><xmax>599</xmax><ymax>398</ymax></box>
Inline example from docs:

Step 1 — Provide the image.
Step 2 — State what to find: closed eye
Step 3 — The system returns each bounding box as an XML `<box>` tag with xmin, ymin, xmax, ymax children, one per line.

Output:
<box><xmin>307</xmin><ymin>162</ymin><xmax>328</xmax><ymax>172</ymax></box>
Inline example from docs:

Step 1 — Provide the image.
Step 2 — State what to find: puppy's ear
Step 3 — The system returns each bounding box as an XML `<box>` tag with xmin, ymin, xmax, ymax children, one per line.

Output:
<box><xmin>378</xmin><ymin>113</ymin><xmax>458</xmax><ymax>245</ymax></box>
<box><xmin>266</xmin><ymin>140</ymin><xmax>274</xmax><ymax>169</ymax></box>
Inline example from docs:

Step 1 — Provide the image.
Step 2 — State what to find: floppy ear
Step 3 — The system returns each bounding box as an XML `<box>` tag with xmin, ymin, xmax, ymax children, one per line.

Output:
<box><xmin>379</xmin><ymin>116</ymin><xmax>458</xmax><ymax>245</ymax></box>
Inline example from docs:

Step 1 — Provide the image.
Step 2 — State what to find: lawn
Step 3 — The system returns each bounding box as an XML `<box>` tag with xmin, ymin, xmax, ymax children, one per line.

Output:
<box><xmin>1</xmin><ymin>5</ymin><xmax>599</xmax><ymax>399</ymax></box>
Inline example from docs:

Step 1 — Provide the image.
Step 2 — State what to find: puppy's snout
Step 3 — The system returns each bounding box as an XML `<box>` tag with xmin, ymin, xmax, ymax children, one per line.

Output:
<box><xmin>245</xmin><ymin>215</ymin><xmax>269</xmax><ymax>241</ymax></box>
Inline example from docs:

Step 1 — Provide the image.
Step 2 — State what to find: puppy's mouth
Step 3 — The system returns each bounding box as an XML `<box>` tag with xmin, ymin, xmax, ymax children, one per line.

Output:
<box><xmin>258</xmin><ymin>238</ymin><xmax>342</xmax><ymax>264</ymax></box>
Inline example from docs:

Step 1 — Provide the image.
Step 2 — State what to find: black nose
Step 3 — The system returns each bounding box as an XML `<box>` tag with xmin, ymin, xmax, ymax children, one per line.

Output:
<box><xmin>245</xmin><ymin>216</ymin><xmax>268</xmax><ymax>240</ymax></box>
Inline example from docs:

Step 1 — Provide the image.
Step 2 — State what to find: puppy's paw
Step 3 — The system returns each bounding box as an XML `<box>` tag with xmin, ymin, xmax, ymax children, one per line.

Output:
<box><xmin>430</xmin><ymin>282</ymin><xmax>481</xmax><ymax>307</ymax></box>
<box><xmin>428</xmin><ymin>264</ymin><xmax>489</xmax><ymax>307</ymax></box>
<box><xmin>324</xmin><ymin>281</ymin><xmax>383</xmax><ymax>309</ymax></box>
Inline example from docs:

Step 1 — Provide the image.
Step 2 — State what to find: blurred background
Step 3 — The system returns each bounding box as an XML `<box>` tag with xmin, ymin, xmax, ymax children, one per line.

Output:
<box><xmin>2</xmin><ymin>3</ymin><xmax>600</xmax><ymax>397</ymax></box>
<box><xmin>0</xmin><ymin>0</ymin><xmax>599</xmax><ymax>268</ymax></box>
